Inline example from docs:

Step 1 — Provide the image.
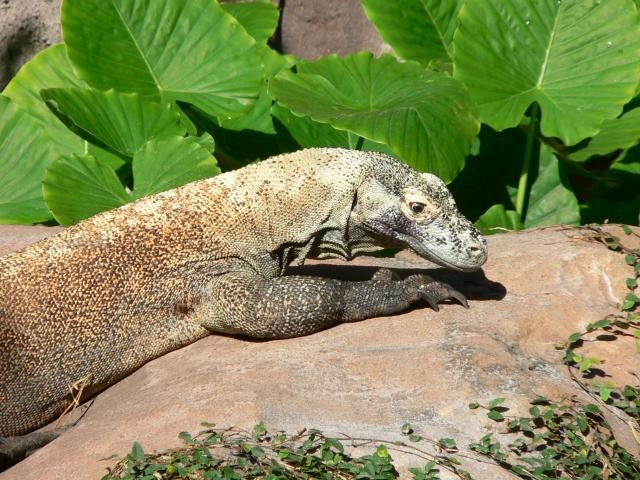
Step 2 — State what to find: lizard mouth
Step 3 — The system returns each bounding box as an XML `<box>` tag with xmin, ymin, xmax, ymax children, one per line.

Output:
<box><xmin>361</xmin><ymin>219</ymin><xmax>486</xmax><ymax>272</ymax></box>
<box><xmin>408</xmin><ymin>242</ymin><xmax>482</xmax><ymax>272</ymax></box>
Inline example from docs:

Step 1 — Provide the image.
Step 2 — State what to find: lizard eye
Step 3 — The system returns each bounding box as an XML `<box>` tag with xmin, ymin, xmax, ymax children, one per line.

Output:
<box><xmin>410</xmin><ymin>202</ymin><xmax>425</xmax><ymax>214</ymax></box>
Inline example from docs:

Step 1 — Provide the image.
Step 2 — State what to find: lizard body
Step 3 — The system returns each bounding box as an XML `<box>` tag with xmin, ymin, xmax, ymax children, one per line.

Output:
<box><xmin>0</xmin><ymin>148</ymin><xmax>487</xmax><ymax>439</ymax></box>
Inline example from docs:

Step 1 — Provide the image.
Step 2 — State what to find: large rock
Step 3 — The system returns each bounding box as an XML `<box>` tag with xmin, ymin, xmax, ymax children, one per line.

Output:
<box><xmin>1</xmin><ymin>225</ymin><xmax>638</xmax><ymax>479</ymax></box>
<box><xmin>279</xmin><ymin>0</ymin><xmax>390</xmax><ymax>59</ymax></box>
<box><xmin>0</xmin><ymin>0</ymin><xmax>61</xmax><ymax>90</ymax></box>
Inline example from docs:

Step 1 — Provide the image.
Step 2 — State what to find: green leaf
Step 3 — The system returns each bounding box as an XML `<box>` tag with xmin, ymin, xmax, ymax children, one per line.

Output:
<box><xmin>43</xmin><ymin>154</ymin><xmax>130</xmax><ymax>226</ymax></box>
<box><xmin>401</xmin><ymin>423</ymin><xmax>414</xmax><ymax>435</ymax></box>
<box><xmin>583</xmin><ymin>404</ymin><xmax>601</xmax><ymax>414</ymax></box>
<box><xmin>488</xmin><ymin>398</ymin><xmax>505</xmax><ymax>408</ymax></box>
<box><xmin>42</xmin><ymin>88</ymin><xmax>187</xmax><ymax>157</ymax></box>
<box><xmin>362</xmin><ymin>0</ymin><xmax>463</xmax><ymax>66</ymax></box>
<box><xmin>576</xmin><ymin>414</ymin><xmax>589</xmax><ymax>433</ymax></box>
<box><xmin>132</xmin><ymin>136</ymin><xmax>219</xmax><ymax>199</ymax></box>
<box><xmin>251</xmin><ymin>421</ymin><xmax>267</xmax><ymax>440</ymax></box>
<box><xmin>62</xmin><ymin>0</ymin><xmax>263</xmax><ymax>117</ymax></box>
<box><xmin>468</xmin><ymin>401</ymin><xmax>480</xmax><ymax>410</ymax></box>
<box><xmin>568</xmin><ymin>332</ymin><xmax>582</xmax><ymax>344</ymax></box>
<box><xmin>626</xmin><ymin>254</ymin><xmax>637</xmax><ymax>266</ymax></box>
<box><xmin>487</xmin><ymin>410</ymin><xmax>504</xmax><ymax>422</ymax></box>
<box><xmin>599</xmin><ymin>385</ymin><xmax>612</xmax><ymax>402</ymax></box>
<box><xmin>438</xmin><ymin>438</ymin><xmax>457</xmax><ymax>450</ymax></box>
<box><xmin>585</xmin><ymin>319</ymin><xmax>611</xmax><ymax>332</ymax></box>
<box><xmin>376</xmin><ymin>444</ymin><xmax>389</xmax><ymax>458</ymax></box>
<box><xmin>270</xmin><ymin>52</ymin><xmax>479</xmax><ymax>182</ymax></box>
<box><xmin>627</xmin><ymin>277</ymin><xmax>638</xmax><ymax>289</ymax></box>
<box><xmin>623</xmin><ymin>292</ymin><xmax>640</xmax><ymax>310</ymax></box>
<box><xmin>2</xmin><ymin>44</ymin><xmax>123</xmax><ymax>170</ymax></box>
<box><xmin>475</xmin><ymin>204</ymin><xmax>523</xmax><ymax>234</ymax></box>
<box><xmin>524</xmin><ymin>145</ymin><xmax>580</xmax><ymax>227</ymax></box>
<box><xmin>272</xmin><ymin>103</ymin><xmax>395</xmax><ymax>155</ymax></box>
<box><xmin>454</xmin><ymin>0</ymin><xmax>640</xmax><ymax>145</ymax></box>
<box><xmin>221</xmin><ymin>1</ymin><xmax>279</xmax><ymax>45</ymax></box>
<box><xmin>578</xmin><ymin>356</ymin><xmax>600</xmax><ymax>372</ymax></box>
<box><xmin>250</xmin><ymin>446</ymin><xmax>265</xmax><ymax>458</ymax></box>
<box><xmin>0</xmin><ymin>96</ymin><xmax>58</xmax><ymax>223</ymax></box>
<box><xmin>130</xmin><ymin>442</ymin><xmax>145</xmax><ymax>462</ymax></box>
<box><xmin>2</xmin><ymin>45</ymin><xmax>86</xmax><ymax>152</ymax></box>
<box><xmin>571</xmin><ymin>108</ymin><xmax>640</xmax><ymax>161</ymax></box>
<box><xmin>323</xmin><ymin>438</ymin><xmax>345</xmax><ymax>453</ymax></box>
<box><xmin>194</xmin><ymin>133</ymin><xmax>215</xmax><ymax>153</ymax></box>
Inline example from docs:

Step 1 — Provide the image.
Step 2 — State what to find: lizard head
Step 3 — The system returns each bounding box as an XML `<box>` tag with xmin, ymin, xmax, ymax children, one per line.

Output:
<box><xmin>350</xmin><ymin>157</ymin><xmax>487</xmax><ymax>272</ymax></box>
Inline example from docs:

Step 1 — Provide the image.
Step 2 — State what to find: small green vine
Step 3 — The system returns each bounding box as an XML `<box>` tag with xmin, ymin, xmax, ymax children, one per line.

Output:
<box><xmin>104</xmin><ymin>226</ymin><xmax>640</xmax><ymax>480</ymax></box>
<box><xmin>101</xmin><ymin>422</ymin><xmax>474</xmax><ymax>480</ymax></box>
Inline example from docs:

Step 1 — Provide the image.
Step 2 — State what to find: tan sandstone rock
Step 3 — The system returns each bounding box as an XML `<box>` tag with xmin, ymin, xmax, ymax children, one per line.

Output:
<box><xmin>1</xmin><ymin>225</ymin><xmax>639</xmax><ymax>479</ymax></box>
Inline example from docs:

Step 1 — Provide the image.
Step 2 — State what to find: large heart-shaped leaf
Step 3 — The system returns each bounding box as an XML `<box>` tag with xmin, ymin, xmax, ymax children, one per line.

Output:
<box><xmin>0</xmin><ymin>96</ymin><xmax>58</xmax><ymax>224</ymax></box>
<box><xmin>42</xmin><ymin>88</ymin><xmax>187</xmax><ymax>157</ymax></box>
<box><xmin>2</xmin><ymin>44</ymin><xmax>125</xmax><ymax>170</ymax></box>
<box><xmin>3</xmin><ymin>44</ymin><xmax>89</xmax><ymax>155</ymax></box>
<box><xmin>133</xmin><ymin>136</ymin><xmax>219</xmax><ymax>199</ymax></box>
<box><xmin>270</xmin><ymin>52</ymin><xmax>479</xmax><ymax>182</ymax></box>
<box><xmin>61</xmin><ymin>0</ymin><xmax>264</xmax><ymax>118</ymax></box>
<box><xmin>571</xmin><ymin>108</ymin><xmax>640</xmax><ymax>161</ymax></box>
<box><xmin>454</xmin><ymin>0</ymin><xmax>640</xmax><ymax>145</ymax></box>
<box><xmin>43</xmin><ymin>154</ymin><xmax>130</xmax><ymax>226</ymax></box>
<box><xmin>362</xmin><ymin>0</ymin><xmax>462</xmax><ymax>66</ymax></box>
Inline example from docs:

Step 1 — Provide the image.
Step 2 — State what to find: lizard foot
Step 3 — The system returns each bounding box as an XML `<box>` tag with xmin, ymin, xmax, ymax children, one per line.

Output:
<box><xmin>371</xmin><ymin>268</ymin><xmax>401</xmax><ymax>282</ymax></box>
<box><xmin>403</xmin><ymin>274</ymin><xmax>469</xmax><ymax>312</ymax></box>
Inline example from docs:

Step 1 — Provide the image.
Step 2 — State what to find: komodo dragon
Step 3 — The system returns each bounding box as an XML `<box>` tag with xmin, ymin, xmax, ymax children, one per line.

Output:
<box><xmin>0</xmin><ymin>148</ymin><xmax>487</xmax><ymax>451</ymax></box>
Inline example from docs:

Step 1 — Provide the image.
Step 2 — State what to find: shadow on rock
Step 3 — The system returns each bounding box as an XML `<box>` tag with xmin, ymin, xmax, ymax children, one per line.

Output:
<box><xmin>287</xmin><ymin>263</ymin><xmax>506</xmax><ymax>302</ymax></box>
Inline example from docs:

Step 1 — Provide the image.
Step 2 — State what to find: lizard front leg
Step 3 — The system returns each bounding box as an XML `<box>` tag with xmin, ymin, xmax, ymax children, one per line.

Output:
<box><xmin>196</xmin><ymin>270</ymin><xmax>467</xmax><ymax>339</ymax></box>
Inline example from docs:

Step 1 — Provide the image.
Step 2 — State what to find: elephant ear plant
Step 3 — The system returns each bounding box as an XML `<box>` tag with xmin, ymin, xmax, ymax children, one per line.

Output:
<box><xmin>359</xmin><ymin>0</ymin><xmax>640</xmax><ymax>230</ymax></box>
<box><xmin>1</xmin><ymin>0</ymin><xmax>640</xmax><ymax>229</ymax></box>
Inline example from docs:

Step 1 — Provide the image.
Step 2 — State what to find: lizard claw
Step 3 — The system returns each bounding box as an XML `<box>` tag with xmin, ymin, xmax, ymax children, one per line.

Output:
<box><xmin>423</xmin><ymin>296</ymin><xmax>440</xmax><ymax>312</ymax></box>
<box><xmin>447</xmin><ymin>289</ymin><xmax>469</xmax><ymax>309</ymax></box>
<box><xmin>404</xmin><ymin>274</ymin><xmax>469</xmax><ymax>311</ymax></box>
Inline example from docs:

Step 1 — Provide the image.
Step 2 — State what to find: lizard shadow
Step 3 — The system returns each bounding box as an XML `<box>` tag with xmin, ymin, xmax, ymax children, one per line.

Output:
<box><xmin>286</xmin><ymin>263</ymin><xmax>506</xmax><ymax>303</ymax></box>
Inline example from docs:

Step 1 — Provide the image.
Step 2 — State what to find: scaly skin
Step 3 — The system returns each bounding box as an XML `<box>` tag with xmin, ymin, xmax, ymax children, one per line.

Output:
<box><xmin>0</xmin><ymin>148</ymin><xmax>487</xmax><ymax>439</ymax></box>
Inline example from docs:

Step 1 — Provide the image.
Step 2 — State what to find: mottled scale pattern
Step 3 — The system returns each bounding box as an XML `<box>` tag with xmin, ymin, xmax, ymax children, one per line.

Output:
<box><xmin>0</xmin><ymin>148</ymin><xmax>486</xmax><ymax>437</ymax></box>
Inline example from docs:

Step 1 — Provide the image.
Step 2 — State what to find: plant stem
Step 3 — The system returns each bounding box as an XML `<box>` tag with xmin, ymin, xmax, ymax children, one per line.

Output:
<box><xmin>516</xmin><ymin>103</ymin><xmax>540</xmax><ymax>220</ymax></box>
<box><xmin>355</xmin><ymin>135</ymin><xmax>365</xmax><ymax>151</ymax></box>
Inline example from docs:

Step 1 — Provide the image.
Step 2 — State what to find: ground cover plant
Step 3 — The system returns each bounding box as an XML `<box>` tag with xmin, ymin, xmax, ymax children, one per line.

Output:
<box><xmin>0</xmin><ymin>0</ymin><xmax>638</xmax><ymax>228</ymax></box>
